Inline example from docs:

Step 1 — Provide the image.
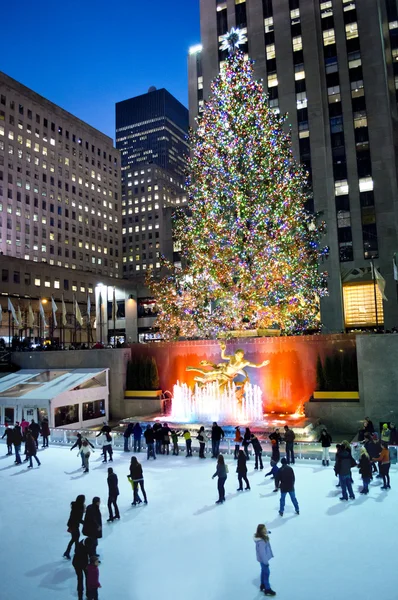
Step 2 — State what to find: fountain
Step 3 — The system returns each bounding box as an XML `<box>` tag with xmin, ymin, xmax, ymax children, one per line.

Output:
<box><xmin>170</xmin><ymin>380</ymin><xmax>264</xmax><ymax>424</ymax></box>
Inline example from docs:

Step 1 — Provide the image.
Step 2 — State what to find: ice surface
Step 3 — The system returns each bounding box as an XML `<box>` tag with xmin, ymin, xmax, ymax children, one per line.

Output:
<box><xmin>0</xmin><ymin>444</ymin><xmax>397</xmax><ymax>600</ymax></box>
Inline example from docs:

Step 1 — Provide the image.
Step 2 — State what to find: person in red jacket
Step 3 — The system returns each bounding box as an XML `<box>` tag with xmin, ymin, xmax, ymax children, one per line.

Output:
<box><xmin>86</xmin><ymin>556</ymin><xmax>101</xmax><ymax>600</ymax></box>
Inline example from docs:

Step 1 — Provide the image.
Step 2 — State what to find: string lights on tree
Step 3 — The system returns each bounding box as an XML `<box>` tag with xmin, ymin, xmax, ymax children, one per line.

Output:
<box><xmin>148</xmin><ymin>29</ymin><xmax>328</xmax><ymax>340</ymax></box>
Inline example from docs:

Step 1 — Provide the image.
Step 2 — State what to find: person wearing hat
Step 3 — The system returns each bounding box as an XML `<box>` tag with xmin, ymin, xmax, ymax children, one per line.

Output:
<box><xmin>381</xmin><ymin>423</ymin><xmax>391</xmax><ymax>445</ymax></box>
<box><xmin>275</xmin><ymin>458</ymin><xmax>299</xmax><ymax>516</ymax></box>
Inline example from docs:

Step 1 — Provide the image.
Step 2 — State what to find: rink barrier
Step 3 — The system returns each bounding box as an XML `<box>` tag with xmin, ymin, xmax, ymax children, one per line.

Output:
<box><xmin>0</xmin><ymin>424</ymin><xmax>397</xmax><ymax>465</ymax></box>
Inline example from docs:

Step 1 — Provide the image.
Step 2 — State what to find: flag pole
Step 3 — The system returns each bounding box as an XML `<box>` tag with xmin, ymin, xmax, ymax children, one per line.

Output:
<box><xmin>74</xmin><ymin>294</ymin><xmax>77</xmax><ymax>346</ymax></box>
<box><xmin>113</xmin><ymin>287</ymin><xmax>116</xmax><ymax>348</ymax></box>
<box><xmin>99</xmin><ymin>290</ymin><xmax>103</xmax><ymax>345</ymax></box>
<box><xmin>371</xmin><ymin>259</ymin><xmax>379</xmax><ymax>329</ymax></box>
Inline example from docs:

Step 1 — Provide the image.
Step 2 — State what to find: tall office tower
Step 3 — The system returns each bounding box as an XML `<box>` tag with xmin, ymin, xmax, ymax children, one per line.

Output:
<box><xmin>188</xmin><ymin>0</ymin><xmax>398</xmax><ymax>332</ymax></box>
<box><xmin>115</xmin><ymin>88</ymin><xmax>189</xmax><ymax>280</ymax></box>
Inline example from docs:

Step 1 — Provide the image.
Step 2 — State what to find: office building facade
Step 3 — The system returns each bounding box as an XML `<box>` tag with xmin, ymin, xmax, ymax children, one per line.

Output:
<box><xmin>189</xmin><ymin>0</ymin><xmax>398</xmax><ymax>331</ymax></box>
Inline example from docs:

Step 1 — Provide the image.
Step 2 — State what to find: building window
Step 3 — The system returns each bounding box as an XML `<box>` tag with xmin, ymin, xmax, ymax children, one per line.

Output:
<box><xmin>335</xmin><ymin>180</ymin><xmax>349</xmax><ymax>196</ymax></box>
<box><xmin>267</xmin><ymin>73</ymin><xmax>278</xmax><ymax>87</ymax></box>
<box><xmin>359</xmin><ymin>177</ymin><xmax>373</xmax><ymax>192</ymax></box>
<box><xmin>54</xmin><ymin>404</ymin><xmax>79</xmax><ymax>427</ymax></box>
<box><xmin>83</xmin><ymin>399</ymin><xmax>105</xmax><ymax>421</ymax></box>
<box><xmin>34</xmin><ymin>277</ymin><xmax>41</xmax><ymax>286</ymax></box>
<box><xmin>323</xmin><ymin>29</ymin><xmax>335</xmax><ymax>46</ymax></box>
<box><xmin>343</xmin><ymin>283</ymin><xmax>384</xmax><ymax>328</ymax></box>
<box><xmin>345</xmin><ymin>23</ymin><xmax>358</xmax><ymax>40</ymax></box>
<box><xmin>266</xmin><ymin>44</ymin><xmax>275</xmax><ymax>59</ymax></box>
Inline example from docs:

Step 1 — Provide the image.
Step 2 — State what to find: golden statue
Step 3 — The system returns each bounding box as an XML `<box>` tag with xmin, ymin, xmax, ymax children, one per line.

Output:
<box><xmin>186</xmin><ymin>342</ymin><xmax>269</xmax><ymax>400</ymax></box>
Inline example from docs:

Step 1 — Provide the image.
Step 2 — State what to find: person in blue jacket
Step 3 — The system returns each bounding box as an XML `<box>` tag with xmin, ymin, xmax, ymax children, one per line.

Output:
<box><xmin>254</xmin><ymin>524</ymin><xmax>275</xmax><ymax>596</ymax></box>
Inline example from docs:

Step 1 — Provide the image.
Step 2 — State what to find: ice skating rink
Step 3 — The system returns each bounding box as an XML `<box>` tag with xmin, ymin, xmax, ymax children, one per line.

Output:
<box><xmin>1</xmin><ymin>445</ymin><xmax>397</xmax><ymax>600</ymax></box>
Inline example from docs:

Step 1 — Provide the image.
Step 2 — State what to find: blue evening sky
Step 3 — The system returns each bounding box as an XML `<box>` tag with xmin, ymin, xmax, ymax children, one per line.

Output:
<box><xmin>1</xmin><ymin>0</ymin><xmax>200</xmax><ymax>141</ymax></box>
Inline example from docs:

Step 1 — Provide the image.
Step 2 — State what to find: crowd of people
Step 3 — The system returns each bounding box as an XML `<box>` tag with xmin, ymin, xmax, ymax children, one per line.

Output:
<box><xmin>1</xmin><ymin>418</ymin><xmax>49</xmax><ymax>467</ymax></box>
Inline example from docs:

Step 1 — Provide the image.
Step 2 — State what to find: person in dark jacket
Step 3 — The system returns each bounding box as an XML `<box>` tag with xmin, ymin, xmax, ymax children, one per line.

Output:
<box><xmin>132</xmin><ymin>422</ymin><xmax>143</xmax><ymax>452</ymax></box>
<box><xmin>335</xmin><ymin>442</ymin><xmax>356</xmax><ymax>500</ymax></box>
<box><xmin>197</xmin><ymin>426</ymin><xmax>207</xmax><ymax>458</ymax></box>
<box><xmin>2</xmin><ymin>426</ymin><xmax>14</xmax><ymax>455</ymax></box>
<box><xmin>72</xmin><ymin>538</ymin><xmax>90</xmax><ymax>600</ymax></box>
<box><xmin>64</xmin><ymin>495</ymin><xmax>86</xmax><ymax>559</ymax></box>
<box><xmin>161</xmin><ymin>423</ymin><xmax>171</xmax><ymax>455</ymax></box>
<box><xmin>236</xmin><ymin>449</ymin><xmax>251</xmax><ymax>491</ymax></box>
<box><xmin>71</xmin><ymin>434</ymin><xmax>94</xmax><ymax>468</ymax></box>
<box><xmin>251</xmin><ymin>434</ymin><xmax>264</xmax><ymax>470</ymax></box>
<box><xmin>270</xmin><ymin>439</ymin><xmax>280</xmax><ymax>464</ymax></box>
<box><xmin>284</xmin><ymin>425</ymin><xmax>296</xmax><ymax>465</ymax></box>
<box><xmin>242</xmin><ymin>427</ymin><xmax>252</xmax><ymax>459</ymax></box>
<box><xmin>82</xmin><ymin>497</ymin><xmax>102</xmax><ymax>557</ymax></box>
<box><xmin>211</xmin><ymin>422</ymin><xmax>225</xmax><ymax>458</ymax></box>
<box><xmin>26</xmin><ymin>432</ymin><xmax>41</xmax><ymax>468</ymax></box>
<box><xmin>364</xmin><ymin>433</ymin><xmax>381</xmax><ymax>474</ymax></box>
<box><xmin>389</xmin><ymin>422</ymin><xmax>398</xmax><ymax>446</ymax></box>
<box><xmin>318</xmin><ymin>428</ymin><xmax>332</xmax><ymax>466</ymax></box>
<box><xmin>107</xmin><ymin>467</ymin><xmax>120</xmax><ymax>521</ymax></box>
<box><xmin>212</xmin><ymin>454</ymin><xmax>228</xmax><ymax>504</ymax></box>
<box><xmin>123</xmin><ymin>422</ymin><xmax>134</xmax><ymax>452</ymax></box>
<box><xmin>28</xmin><ymin>419</ymin><xmax>40</xmax><ymax>449</ymax></box>
<box><xmin>269</xmin><ymin>428</ymin><xmax>282</xmax><ymax>448</ymax></box>
<box><xmin>101</xmin><ymin>432</ymin><xmax>113</xmax><ymax>463</ymax></box>
<box><xmin>357</xmin><ymin>448</ymin><xmax>372</xmax><ymax>494</ymax></box>
<box><xmin>40</xmin><ymin>419</ymin><xmax>50</xmax><ymax>448</ymax></box>
<box><xmin>144</xmin><ymin>425</ymin><xmax>156</xmax><ymax>460</ymax></box>
<box><xmin>96</xmin><ymin>421</ymin><xmax>111</xmax><ymax>437</ymax></box>
<box><xmin>128</xmin><ymin>456</ymin><xmax>148</xmax><ymax>505</ymax></box>
<box><xmin>153</xmin><ymin>422</ymin><xmax>163</xmax><ymax>454</ymax></box>
<box><xmin>275</xmin><ymin>458</ymin><xmax>299</xmax><ymax>516</ymax></box>
<box><xmin>12</xmin><ymin>423</ymin><xmax>23</xmax><ymax>464</ymax></box>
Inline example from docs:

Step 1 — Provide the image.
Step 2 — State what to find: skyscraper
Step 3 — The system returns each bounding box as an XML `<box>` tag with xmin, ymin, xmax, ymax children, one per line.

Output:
<box><xmin>189</xmin><ymin>0</ymin><xmax>398</xmax><ymax>332</ymax></box>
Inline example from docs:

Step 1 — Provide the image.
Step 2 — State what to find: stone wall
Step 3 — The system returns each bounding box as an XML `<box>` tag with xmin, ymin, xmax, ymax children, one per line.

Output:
<box><xmin>11</xmin><ymin>349</ymin><xmax>130</xmax><ymax>420</ymax></box>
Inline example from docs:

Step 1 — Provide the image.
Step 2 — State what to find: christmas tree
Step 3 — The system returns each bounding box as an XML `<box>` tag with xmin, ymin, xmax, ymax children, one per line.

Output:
<box><xmin>148</xmin><ymin>29</ymin><xmax>328</xmax><ymax>340</ymax></box>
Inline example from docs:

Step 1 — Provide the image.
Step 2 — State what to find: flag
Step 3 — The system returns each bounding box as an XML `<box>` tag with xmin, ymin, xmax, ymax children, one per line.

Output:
<box><xmin>8</xmin><ymin>298</ymin><xmax>19</xmax><ymax>327</ymax></box>
<box><xmin>393</xmin><ymin>253</ymin><xmax>398</xmax><ymax>281</ymax></box>
<box><xmin>371</xmin><ymin>263</ymin><xmax>387</xmax><ymax>301</ymax></box>
<box><xmin>27</xmin><ymin>303</ymin><xmax>35</xmax><ymax>329</ymax></box>
<box><xmin>39</xmin><ymin>300</ymin><xmax>48</xmax><ymax>328</ymax></box>
<box><xmin>17</xmin><ymin>305</ymin><xmax>22</xmax><ymax>329</ymax></box>
<box><xmin>61</xmin><ymin>295</ymin><xmax>67</xmax><ymax>327</ymax></box>
<box><xmin>112</xmin><ymin>288</ymin><xmax>117</xmax><ymax>322</ymax></box>
<box><xmin>75</xmin><ymin>298</ymin><xmax>83</xmax><ymax>326</ymax></box>
<box><xmin>51</xmin><ymin>296</ymin><xmax>58</xmax><ymax>329</ymax></box>
<box><xmin>87</xmin><ymin>294</ymin><xmax>91</xmax><ymax>325</ymax></box>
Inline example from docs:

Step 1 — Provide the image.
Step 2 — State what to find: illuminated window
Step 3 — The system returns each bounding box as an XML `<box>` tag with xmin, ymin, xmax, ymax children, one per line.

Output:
<box><xmin>389</xmin><ymin>21</ymin><xmax>398</xmax><ymax>30</ymax></box>
<box><xmin>266</xmin><ymin>44</ymin><xmax>275</xmax><ymax>60</ymax></box>
<box><xmin>295</xmin><ymin>66</ymin><xmax>305</xmax><ymax>81</ymax></box>
<box><xmin>267</xmin><ymin>73</ymin><xmax>278</xmax><ymax>88</ymax></box>
<box><xmin>345</xmin><ymin>23</ymin><xmax>358</xmax><ymax>40</ymax></box>
<box><xmin>359</xmin><ymin>177</ymin><xmax>373</xmax><ymax>193</ymax></box>
<box><xmin>323</xmin><ymin>29</ymin><xmax>335</xmax><ymax>46</ymax></box>
<box><xmin>264</xmin><ymin>17</ymin><xmax>274</xmax><ymax>33</ymax></box>
<box><xmin>296</xmin><ymin>92</ymin><xmax>307</xmax><ymax>109</ymax></box>
<box><xmin>292</xmin><ymin>36</ymin><xmax>302</xmax><ymax>52</ymax></box>
<box><xmin>335</xmin><ymin>180</ymin><xmax>349</xmax><ymax>196</ymax></box>
<box><xmin>34</xmin><ymin>277</ymin><xmax>41</xmax><ymax>286</ymax></box>
<box><xmin>354</xmin><ymin>112</ymin><xmax>367</xmax><ymax>128</ymax></box>
<box><xmin>343</xmin><ymin>283</ymin><xmax>384</xmax><ymax>327</ymax></box>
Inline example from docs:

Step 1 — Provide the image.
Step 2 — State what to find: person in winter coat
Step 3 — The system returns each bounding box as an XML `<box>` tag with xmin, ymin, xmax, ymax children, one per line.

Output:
<box><xmin>144</xmin><ymin>425</ymin><xmax>156</xmax><ymax>460</ymax></box>
<box><xmin>378</xmin><ymin>443</ymin><xmax>391</xmax><ymax>490</ymax></box>
<box><xmin>107</xmin><ymin>467</ymin><xmax>120</xmax><ymax>521</ymax></box>
<box><xmin>275</xmin><ymin>458</ymin><xmax>299</xmax><ymax>516</ymax></box>
<box><xmin>364</xmin><ymin>433</ymin><xmax>381</xmax><ymax>475</ymax></box>
<box><xmin>236</xmin><ymin>449</ymin><xmax>251</xmax><ymax>491</ymax></box>
<box><xmin>335</xmin><ymin>442</ymin><xmax>356</xmax><ymax>500</ymax></box>
<box><xmin>81</xmin><ymin>440</ymin><xmax>94</xmax><ymax>473</ymax></box>
<box><xmin>101</xmin><ymin>432</ymin><xmax>113</xmax><ymax>463</ymax></box>
<box><xmin>2</xmin><ymin>426</ymin><xmax>14</xmax><ymax>455</ymax></box>
<box><xmin>25</xmin><ymin>432</ymin><xmax>41</xmax><ymax>468</ymax></box>
<box><xmin>83</xmin><ymin>497</ymin><xmax>102</xmax><ymax>557</ymax></box>
<box><xmin>72</xmin><ymin>538</ymin><xmax>90</xmax><ymax>600</ymax></box>
<box><xmin>284</xmin><ymin>425</ymin><xmax>296</xmax><ymax>465</ymax></box>
<box><xmin>20</xmin><ymin>418</ymin><xmax>29</xmax><ymax>439</ymax></box>
<box><xmin>96</xmin><ymin>421</ymin><xmax>111</xmax><ymax>437</ymax></box>
<box><xmin>234</xmin><ymin>426</ymin><xmax>242</xmax><ymax>459</ymax></box>
<box><xmin>40</xmin><ymin>419</ymin><xmax>50</xmax><ymax>448</ymax></box>
<box><xmin>71</xmin><ymin>434</ymin><xmax>94</xmax><ymax>468</ymax></box>
<box><xmin>381</xmin><ymin>423</ymin><xmax>391</xmax><ymax>444</ymax></box>
<box><xmin>197</xmin><ymin>426</ymin><xmax>207</xmax><ymax>459</ymax></box>
<box><xmin>128</xmin><ymin>456</ymin><xmax>148</xmax><ymax>505</ymax></box>
<box><xmin>251</xmin><ymin>434</ymin><xmax>264</xmax><ymax>470</ymax></box>
<box><xmin>270</xmin><ymin>439</ymin><xmax>280</xmax><ymax>464</ymax></box>
<box><xmin>254</xmin><ymin>524</ymin><xmax>275</xmax><ymax>597</ymax></box>
<box><xmin>389</xmin><ymin>422</ymin><xmax>398</xmax><ymax>446</ymax></box>
<box><xmin>132</xmin><ymin>422</ymin><xmax>143</xmax><ymax>452</ymax></box>
<box><xmin>364</xmin><ymin>418</ymin><xmax>375</xmax><ymax>434</ymax></box>
<box><xmin>242</xmin><ymin>427</ymin><xmax>252</xmax><ymax>459</ymax></box>
<box><xmin>357</xmin><ymin>447</ymin><xmax>372</xmax><ymax>494</ymax></box>
<box><xmin>211</xmin><ymin>422</ymin><xmax>225</xmax><ymax>458</ymax></box>
<box><xmin>212</xmin><ymin>454</ymin><xmax>228</xmax><ymax>504</ymax></box>
<box><xmin>28</xmin><ymin>419</ymin><xmax>40</xmax><ymax>449</ymax></box>
<box><xmin>12</xmin><ymin>423</ymin><xmax>23</xmax><ymax>464</ymax></box>
<box><xmin>269</xmin><ymin>428</ymin><xmax>282</xmax><ymax>449</ymax></box>
<box><xmin>161</xmin><ymin>423</ymin><xmax>171</xmax><ymax>455</ymax></box>
<box><xmin>123</xmin><ymin>423</ymin><xmax>134</xmax><ymax>452</ymax></box>
<box><xmin>183</xmin><ymin>430</ymin><xmax>192</xmax><ymax>457</ymax></box>
<box><xmin>318</xmin><ymin>428</ymin><xmax>332</xmax><ymax>466</ymax></box>
<box><xmin>171</xmin><ymin>430</ymin><xmax>179</xmax><ymax>455</ymax></box>
<box><xmin>264</xmin><ymin>460</ymin><xmax>279</xmax><ymax>492</ymax></box>
<box><xmin>64</xmin><ymin>495</ymin><xmax>86</xmax><ymax>559</ymax></box>
<box><xmin>86</xmin><ymin>555</ymin><xmax>101</xmax><ymax>600</ymax></box>
<box><xmin>153</xmin><ymin>422</ymin><xmax>163</xmax><ymax>454</ymax></box>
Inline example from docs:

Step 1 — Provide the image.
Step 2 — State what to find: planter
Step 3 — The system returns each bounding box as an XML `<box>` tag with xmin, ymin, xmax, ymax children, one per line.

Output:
<box><xmin>125</xmin><ymin>390</ymin><xmax>162</xmax><ymax>398</ymax></box>
<box><xmin>313</xmin><ymin>391</ymin><xmax>359</xmax><ymax>401</ymax></box>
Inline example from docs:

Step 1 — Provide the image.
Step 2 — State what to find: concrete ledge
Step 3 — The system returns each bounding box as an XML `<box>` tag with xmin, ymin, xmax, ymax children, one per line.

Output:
<box><xmin>313</xmin><ymin>391</ymin><xmax>360</xmax><ymax>400</ymax></box>
<box><xmin>125</xmin><ymin>390</ymin><xmax>162</xmax><ymax>398</ymax></box>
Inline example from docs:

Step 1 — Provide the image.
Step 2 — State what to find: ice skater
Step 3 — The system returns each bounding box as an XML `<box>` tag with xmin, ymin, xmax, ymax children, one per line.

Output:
<box><xmin>64</xmin><ymin>494</ymin><xmax>86</xmax><ymax>559</ymax></box>
<box><xmin>83</xmin><ymin>497</ymin><xmax>102</xmax><ymax>557</ymax></box>
<box><xmin>236</xmin><ymin>449</ymin><xmax>250</xmax><ymax>491</ymax></box>
<box><xmin>128</xmin><ymin>456</ymin><xmax>148</xmax><ymax>505</ymax></box>
<box><xmin>2</xmin><ymin>426</ymin><xmax>14</xmax><ymax>455</ymax></box>
<box><xmin>378</xmin><ymin>442</ymin><xmax>391</xmax><ymax>490</ymax></box>
<box><xmin>107</xmin><ymin>467</ymin><xmax>120</xmax><ymax>522</ymax></box>
<box><xmin>12</xmin><ymin>423</ymin><xmax>23</xmax><ymax>464</ymax></box>
<box><xmin>72</xmin><ymin>538</ymin><xmax>90</xmax><ymax>600</ymax></box>
<box><xmin>81</xmin><ymin>440</ymin><xmax>94</xmax><ymax>473</ymax></box>
<box><xmin>264</xmin><ymin>460</ymin><xmax>279</xmax><ymax>492</ymax></box>
<box><xmin>242</xmin><ymin>427</ymin><xmax>251</xmax><ymax>459</ymax></box>
<box><xmin>86</xmin><ymin>555</ymin><xmax>101</xmax><ymax>600</ymax></box>
<box><xmin>123</xmin><ymin>422</ymin><xmax>134</xmax><ymax>452</ymax></box>
<box><xmin>171</xmin><ymin>429</ymin><xmax>179</xmax><ymax>455</ymax></box>
<box><xmin>335</xmin><ymin>442</ymin><xmax>356</xmax><ymax>501</ymax></box>
<box><xmin>254</xmin><ymin>524</ymin><xmax>276</xmax><ymax>596</ymax></box>
<box><xmin>276</xmin><ymin>458</ymin><xmax>299</xmax><ymax>516</ymax></box>
<box><xmin>251</xmin><ymin>433</ymin><xmax>264</xmax><ymax>470</ymax></box>
<box><xmin>25</xmin><ymin>432</ymin><xmax>41</xmax><ymax>468</ymax></box>
<box><xmin>133</xmin><ymin>422</ymin><xmax>143</xmax><ymax>452</ymax></box>
<box><xmin>101</xmin><ymin>432</ymin><xmax>113</xmax><ymax>463</ymax></box>
<box><xmin>71</xmin><ymin>433</ymin><xmax>94</xmax><ymax>468</ymax></box>
<box><xmin>144</xmin><ymin>425</ymin><xmax>156</xmax><ymax>460</ymax></box>
<box><xmin>40</xmin><ymin>418</ymin><xmax>50</xmax><ymax>448</ymax></box>
<box><xmin>183</xmin><ymin>430</ymin><xmax>192</xmax><ymax>457</ymax></box>
<box><xmin>28</xmin><ymin>419</ymin><xmax>40</xmax><ymax>449</ymax></box>
<box><xmin>212</xmin><ymin>454</ymin><xmax>228</xmax><ymax>504</ymax></box>
<box><xmin>234</xmin><ymin>426</ymin><xmax>242</xmax><ymax>459</ymax></box>
<box><xmin>357</xmin><ymin>447</ymin><xmax>372</xmax><ymax>494</ymax></box>
<box><xmin>318</xmin><ymin>428</ymin><xmax>332</xmax><ymax>466</ymax></box>
<box><xmin>211</xmin><ymin>422</ymin><xmax>225</xmax><ymax>458</ymax></box>
<box><xmin>283</xmin><ymin>425</ymin><xmax>295</xmax><ymax>464</ymax></box>
<box><xmin>197</xmin><ymin>426</ymin><xmax>207</xmax><ymax>458</ymax></box>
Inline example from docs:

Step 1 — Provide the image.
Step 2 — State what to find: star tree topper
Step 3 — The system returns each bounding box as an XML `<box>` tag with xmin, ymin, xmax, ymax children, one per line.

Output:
<box><xmin>219</xmin><ymin>27</ymin><xmax>248</xmax><ymax>53</ymax></box>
